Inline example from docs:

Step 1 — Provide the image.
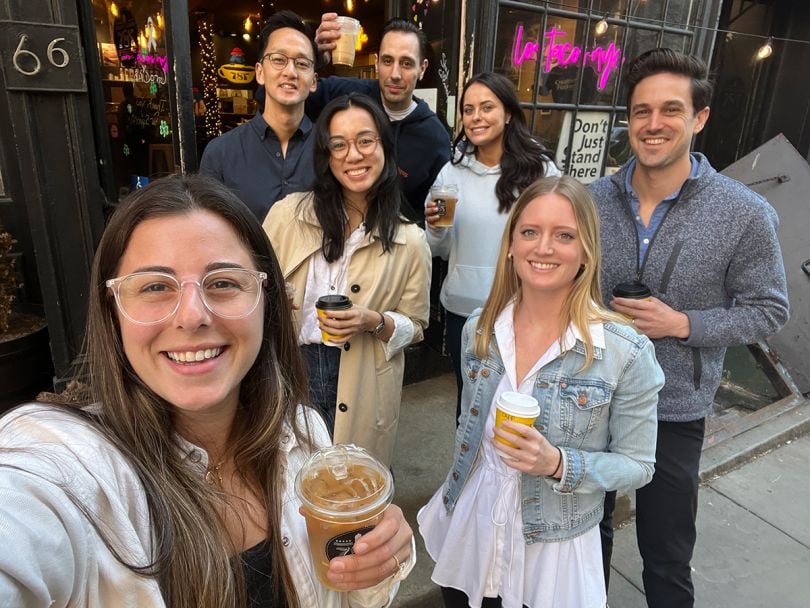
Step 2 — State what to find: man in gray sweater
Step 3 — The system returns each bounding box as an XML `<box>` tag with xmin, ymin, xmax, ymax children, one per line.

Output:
<box><xmin>589</xmin><ymin>49</ymin><xmax>788</xmax><ymax>608</ymax></box>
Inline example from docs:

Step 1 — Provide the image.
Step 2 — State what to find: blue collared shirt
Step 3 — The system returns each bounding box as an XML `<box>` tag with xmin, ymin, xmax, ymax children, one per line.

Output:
<box><xmin>199</xmin><ymin>112</ymin><xmax>315</xmax><ymax>221</ymax></box>
<box><xmin>625</xmin><ymin>155</ymin><xmax>699</xmax><ymax>266</ymax></box>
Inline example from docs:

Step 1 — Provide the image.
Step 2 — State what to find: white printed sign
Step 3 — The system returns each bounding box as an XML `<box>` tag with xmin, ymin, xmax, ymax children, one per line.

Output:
<box><xmin>555</xmin><ymin>111</ymin><xmax>610</xmax><ymax>183</ymax></box>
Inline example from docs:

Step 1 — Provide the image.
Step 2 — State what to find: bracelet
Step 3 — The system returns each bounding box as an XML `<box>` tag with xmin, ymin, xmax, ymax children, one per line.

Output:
<box><xmin>551</xmin><ymin>447</ymin><xmax>563</xmax><ymax>478</ymax></box>
<box><xmin>369</xmin><ymin>312</ymin><xmax>386</xmax><ymax>337</ymax></box>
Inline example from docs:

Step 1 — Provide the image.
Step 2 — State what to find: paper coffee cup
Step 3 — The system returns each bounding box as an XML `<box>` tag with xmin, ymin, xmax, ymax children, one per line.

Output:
<box><xmin>315</xmin><ymin>295</ymin><xmax>352</xmax><ymax>347</ymax></box>
<box><xmin>430</xmin><ymin>184</ymin><xmax>459</xmax><ymax>228</ymax></box>
<box><xmin>295</xmin><ymin>444</ymin><xmax>393</xmax><ymax>590</ymax></box>
<box><xmin>494</xmin><ymin>391</ymin><xmax>540</xmax><ymax>459</ymax></box>
<box><xmin>611</xmin><ymin>281</ymin><xmax>652</xmax><ymax>320</ymax></box>
<box><xmin>333</xmin><ymin>16</ymin><xmax>360</xmax><ymax>67</ymax></box>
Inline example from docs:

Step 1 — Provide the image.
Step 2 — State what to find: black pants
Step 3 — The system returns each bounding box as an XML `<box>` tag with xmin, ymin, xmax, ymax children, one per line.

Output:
<box><xmin>600</xmin><ymin>418</ymin><xmax>705</xmax><ymax>608</ymax></box>
<box><xmin>440</xmin><ymin>586</ymin><xmax>528</xmax><ymax>608</ymax></box>
<box><xmin>445</xmin><ymin>311</ymin><xmax>467</xmax><ymax>425</ymax></box>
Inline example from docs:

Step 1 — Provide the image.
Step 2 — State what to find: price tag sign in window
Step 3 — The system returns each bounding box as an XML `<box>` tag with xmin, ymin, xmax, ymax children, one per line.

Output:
<box><xmin>0</xmin><ymin>21</ymin><xmax>86</xmax><ymax>92</ymax></box>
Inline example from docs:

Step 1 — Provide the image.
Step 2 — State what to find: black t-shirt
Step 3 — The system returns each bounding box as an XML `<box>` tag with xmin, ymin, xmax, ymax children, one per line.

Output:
<box><xmin>241</xmin><ymin>539</ymin><xmax>286</xmax><ymax>607</ymax></box>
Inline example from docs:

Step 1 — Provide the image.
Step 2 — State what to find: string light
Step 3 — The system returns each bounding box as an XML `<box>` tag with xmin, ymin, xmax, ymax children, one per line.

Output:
<box><xmin>110</xmin><ymin>2</ymin><xmax>119</xmax><ymax>18</ymax></box>
<box><xmin>199</xmin><ymin>18</ymin><xmax>222</xmax><ymax>139</ymax></box>
<box><xmin>595</xmin><ymin>17</ymin><xmax>608</xmax><ymax>36</ymax></box>
<box><xmin>756</xmin><ymin>36</ymin><xmax>774</xmax><ymax>60</ymax></box>
<box><xmin>244</xmin><ymin>16</ymin><xmax>252</xmax><ymax>32</ymax></box>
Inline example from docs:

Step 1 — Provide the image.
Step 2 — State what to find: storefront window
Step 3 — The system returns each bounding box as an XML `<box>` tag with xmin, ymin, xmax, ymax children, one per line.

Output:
<box><xmin>666</xmin><ymin>0</ymin><xmax>702</xmax><ymax>26</ymax></box>
<box><xmin>92</xmin><ymin>0</ymin><xmax>176</xmax><ymax>199</ymax></box>
<box><xmin>530</xmin><ymin>108</ymin><xmax>567</xmax><ymax>160</ymax></box>
<box><xmin>486</xmin><ymin>0</ymin><xmax>706</xmax><ymax>182</ymax></box>
<box><xmin>606</xmin><ymin>112</ymin><xmax>631</xmax><ymax>173</ymax></box>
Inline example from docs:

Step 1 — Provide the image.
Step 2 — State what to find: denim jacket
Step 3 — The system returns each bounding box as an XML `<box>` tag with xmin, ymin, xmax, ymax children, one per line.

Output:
<box><xmin>441</xmin><ymin>309</ymin><xmax>664</xmax><ymax>543</ymax></box>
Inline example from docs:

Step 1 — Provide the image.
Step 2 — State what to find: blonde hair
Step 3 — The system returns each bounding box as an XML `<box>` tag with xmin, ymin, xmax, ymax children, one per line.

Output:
<box><xmin>473</xmin><ymin>176</ymin><xmax>625</xmax><ymax>367</ymax></box>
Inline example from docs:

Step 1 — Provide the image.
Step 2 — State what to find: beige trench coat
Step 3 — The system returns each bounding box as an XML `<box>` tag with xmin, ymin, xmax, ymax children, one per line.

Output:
<box><xmin>264</xmin><ymin>193</ymin><xmax>431</xmax><ymax>465</ymax></box>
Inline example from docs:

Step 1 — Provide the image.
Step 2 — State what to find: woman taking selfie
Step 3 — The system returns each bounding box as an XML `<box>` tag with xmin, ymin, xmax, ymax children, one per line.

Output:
<box><xmin>0</xmin><ymin>175</ymin><xmax>414</xmax><ymax>607</ymax></box>
<box><xmin>425</xmin><ymin>72</ymin><xmax>560</xmax><ymax>422</ymax></box>
<box><xmin>264</xmin><ymin>93</ymin><xmax>431</xmax><ymax>467</ymax></box>
<box><xmin>419</xmin><ymin>176</ymin><xmax>664</xmax><ymax>608</ymax></box>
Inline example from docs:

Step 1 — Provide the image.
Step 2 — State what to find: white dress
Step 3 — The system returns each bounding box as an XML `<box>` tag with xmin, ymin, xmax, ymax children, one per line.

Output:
<box><xmin>418</xmin><ymin>303</ymin><xmax>607</xmax><ymax>608</ymax></box>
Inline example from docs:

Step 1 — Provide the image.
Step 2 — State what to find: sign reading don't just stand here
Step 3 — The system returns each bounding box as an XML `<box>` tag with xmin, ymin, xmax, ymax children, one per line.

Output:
<box><xmin>555</xmin><ymin>111</ymin><xmax>610</xmax><ymax>184</ymax></box>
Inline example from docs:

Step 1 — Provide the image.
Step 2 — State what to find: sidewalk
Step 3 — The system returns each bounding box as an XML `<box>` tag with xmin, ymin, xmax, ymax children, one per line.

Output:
<box><xmin>391</xmin><ymin>373</ymin><xmax>810</xmax><ymax>608</ymax></box>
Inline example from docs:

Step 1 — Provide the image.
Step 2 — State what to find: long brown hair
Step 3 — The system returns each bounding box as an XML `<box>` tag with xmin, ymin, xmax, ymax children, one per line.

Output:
<box><xmin>474</xmin><ymin>176</ymin><xmax>624</xmax><ymax>367</ymax></box>
<box><xmin>82</xmin><ymin>175</ymin><xmax>310</xmax><ymax>607</ymax></box>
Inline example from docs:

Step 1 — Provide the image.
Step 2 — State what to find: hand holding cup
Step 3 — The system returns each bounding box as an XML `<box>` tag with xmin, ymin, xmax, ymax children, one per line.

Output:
<box><xmin>316</xmin><ymin>13</ymin><xmax>341</xmax><ymax>59</ymax></box>
<box><xmin>428</xmin><ymin>184</ymin><xmax>459</xmax><ymax>228</ymax></box>
<box><xmin>492</xmin><ymin>421</ymin><xmax>561</xmax><ymax>477</ymax></box>
<box><xmin>317</xmin><ymin>301</ymin><xmax>379</xmax><ymax>344</ymax></box>
<box><xmin>325</xmin><ymin>504</ymin><xmax>413</xmax><ymax>590</ymax></box>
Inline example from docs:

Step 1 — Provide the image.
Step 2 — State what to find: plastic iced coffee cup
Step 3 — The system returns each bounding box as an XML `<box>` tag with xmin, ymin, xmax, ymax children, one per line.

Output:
<box><xmin>430</xmin><ymin>184</ymin><xmax>459</xmax><ymax>228</ymax></box>
<box><xmin>295</xmin><ymin>444</ymin><xmax>394</xmax><ymax>590</ymax></box>
<box><xmin>611</xmin><ymin>281</ymin><xmax>652</xmax><ymax>320</ymax></box>
<box><xmin>315</xmin><ymin>295</ymin><xmax>352</xmax><ymax>347</ymax></box>
<box><xmin>494</xmin><ymin>391</ymin><xmax>540</xmax><ymax>459</ymax></box>
<box><xmin>333</xmin><ymin>16</ymin><xmax>361</xmax><ymax>66</ymax></box>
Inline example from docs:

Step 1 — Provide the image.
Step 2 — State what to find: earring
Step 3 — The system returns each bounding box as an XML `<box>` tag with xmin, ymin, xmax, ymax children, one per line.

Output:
<box><xmin>507</xmin><ymin>252</ymin><xmax>513</xmax><ymax>261</ymax></box>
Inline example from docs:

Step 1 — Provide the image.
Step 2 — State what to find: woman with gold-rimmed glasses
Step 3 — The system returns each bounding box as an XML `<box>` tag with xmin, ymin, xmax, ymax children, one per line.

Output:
<box><xmin>0</xmin><ymin>174</ymin><xmax>415</xmax><ymax>607</ymax></box>
<box><xmin>264</xmin><ymin>92</ymin><xmax>431</xmax><ymax>467</ymax></box>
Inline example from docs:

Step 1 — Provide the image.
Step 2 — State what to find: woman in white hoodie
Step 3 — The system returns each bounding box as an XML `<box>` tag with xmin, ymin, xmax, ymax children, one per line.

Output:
<box><xmin>426</xmin><ymin>72</ymin><xmax>560</xmax><ymax>421</ymax></box>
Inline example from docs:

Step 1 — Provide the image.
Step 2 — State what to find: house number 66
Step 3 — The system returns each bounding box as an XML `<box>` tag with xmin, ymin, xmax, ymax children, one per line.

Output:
<box><xmin>13</xmin><ymin>34</ymin><xmax>70</xmax><ymax>76</ymax></box>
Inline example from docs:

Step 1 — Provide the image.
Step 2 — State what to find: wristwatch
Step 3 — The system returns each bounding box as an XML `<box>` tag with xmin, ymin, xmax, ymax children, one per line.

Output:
<box><xmin>369</xmin><ymin>312</ymin><xmax>386</xmax><ymax>337</ymax></box>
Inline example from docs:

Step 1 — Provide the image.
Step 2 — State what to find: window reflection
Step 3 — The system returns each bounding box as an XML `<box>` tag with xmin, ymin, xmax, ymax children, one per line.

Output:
<box><xmin>92</xmin><ymin>0</ymin><xmax>175</xmax><ymax>200</ymax></box>
<box><xmin>662</xmin><ymin>32</ymin><xmax>690</xmax><ymax>54</ymax></box>
<box><xmin>606</xmin><ymin>112</ymin><xmax>631</xmax><ymax>173</ymax></box>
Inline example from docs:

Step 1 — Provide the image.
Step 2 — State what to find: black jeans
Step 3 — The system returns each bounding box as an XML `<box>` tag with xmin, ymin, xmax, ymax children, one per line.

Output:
<box><xmin>445</xmin><ymin>310</ymin><xmax>468</xmax><ymax>425</ymax></box>
<box><xmin>600</xmin><ymin>418</ymin><xmax>705</xmax><ymax>608</ymax></box>
<box><xmin>440</xmin><ymin>586</ymin><xmax>528</xmax><ymax>608</ymax></box>
<box><xmin>300</xmin><ymin>343</ymin><xmax>341</xmax><ymax>437</ymax></box>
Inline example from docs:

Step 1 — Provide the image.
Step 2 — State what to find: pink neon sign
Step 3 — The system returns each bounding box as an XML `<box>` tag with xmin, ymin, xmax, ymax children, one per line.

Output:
<box><xmin>512</xmin><ymin>25</ymin><xmax>623</xmax><ymax>90</ymax></box>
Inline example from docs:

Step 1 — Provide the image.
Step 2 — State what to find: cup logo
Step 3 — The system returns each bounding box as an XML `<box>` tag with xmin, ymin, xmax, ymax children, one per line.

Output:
<box><xmin>435</xmin><ymin>198</ymin><xmax>447</xmax><ymax>217</ymax></box>
<box><xmin>325</xmin><ymin>525</ymin><xmax>375</xmax><ymax>559</ymax></box>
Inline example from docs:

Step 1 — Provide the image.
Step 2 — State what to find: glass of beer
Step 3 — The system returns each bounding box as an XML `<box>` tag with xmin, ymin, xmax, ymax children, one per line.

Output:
<box><xmin>430</xmin><ymin>184</ymin><xmax>459</xmax><ymax>228</ymax></box>
<box><xmin>295</xmin><ymin>444</ymin><xmax>394</xmax><ymax>589</ymax></box>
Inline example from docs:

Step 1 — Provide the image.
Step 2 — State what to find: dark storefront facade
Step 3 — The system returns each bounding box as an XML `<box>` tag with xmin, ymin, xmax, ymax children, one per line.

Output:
<box><xmin>0</xmin><ymin>0</ymin><xmax>465</xmax><ymax>404</ymax></box>
<box><xmin>1</xmin><ymin>0</ymin><xmax>808</xmax><ymax>409</ymax></box>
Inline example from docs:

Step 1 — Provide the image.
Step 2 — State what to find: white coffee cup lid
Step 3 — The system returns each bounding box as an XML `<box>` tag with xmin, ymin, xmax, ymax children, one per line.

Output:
<box><xmin>497</xmin><ymin>391</ymin><xmax>540</xmax><ymax>417</ymax></box>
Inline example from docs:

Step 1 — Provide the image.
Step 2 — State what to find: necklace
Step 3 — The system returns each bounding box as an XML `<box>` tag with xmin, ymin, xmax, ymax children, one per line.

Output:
<box><xmin>205</xmin><ymin>460</ymin><xmax>225</xmax><ymax>486</ymax></box>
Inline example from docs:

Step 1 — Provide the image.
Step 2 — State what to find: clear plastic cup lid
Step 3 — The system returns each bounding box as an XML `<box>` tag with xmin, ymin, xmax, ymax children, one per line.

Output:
<box><xmin>295</xmin><ymin>443</ymin><xmax>393</xmax><ymax>517</ymax></box>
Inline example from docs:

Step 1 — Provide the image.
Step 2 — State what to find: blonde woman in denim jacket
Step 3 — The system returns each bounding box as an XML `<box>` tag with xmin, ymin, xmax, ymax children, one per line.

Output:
<box><xmin>419</xmin><ymin>176</ymin><xmax>664</xmax><ymax>608</ymax></box>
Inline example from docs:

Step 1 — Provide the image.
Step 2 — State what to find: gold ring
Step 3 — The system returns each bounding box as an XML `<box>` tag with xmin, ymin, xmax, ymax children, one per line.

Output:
<box><xmin>392</xmin><ymin>553</ymin><xmax>401</xmax><ymax>574</ymax></box>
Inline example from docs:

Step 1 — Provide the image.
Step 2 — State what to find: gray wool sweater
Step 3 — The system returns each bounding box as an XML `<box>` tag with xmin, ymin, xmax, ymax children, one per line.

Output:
<box><xmin>589</xmin><ymin>153</ymin><xmax>789</xmax><ymax>422</ymax></box>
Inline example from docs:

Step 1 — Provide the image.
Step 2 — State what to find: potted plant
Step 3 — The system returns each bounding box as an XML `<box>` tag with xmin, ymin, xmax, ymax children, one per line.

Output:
<box><xmin>0</xmin><ymin>221</ymin><xmax>52</xmax><ymax>413</ymax></box>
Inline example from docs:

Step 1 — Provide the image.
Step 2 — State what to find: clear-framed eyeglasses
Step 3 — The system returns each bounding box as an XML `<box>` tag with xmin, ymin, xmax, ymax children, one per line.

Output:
<box><xmin>327</xmin><ymin>134</ymin><xmax>381</xmax><ymax>159</ymax></box>
<box><xmin>261</xmin><ymin>52</ymin><xmax>315</xmax><ymax>73</ymax></box>
<box><xmin>106</xmin><ymin>268</ymin><xmax>268</xmax><ymax>325</ymax></box>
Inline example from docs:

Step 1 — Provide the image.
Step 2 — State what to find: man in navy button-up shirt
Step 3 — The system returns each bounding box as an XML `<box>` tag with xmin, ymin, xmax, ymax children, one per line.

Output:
<box><xmin>200</xmin><ymin>11</ymin><xmax>318</xmax><ymax>221</ymax></box>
